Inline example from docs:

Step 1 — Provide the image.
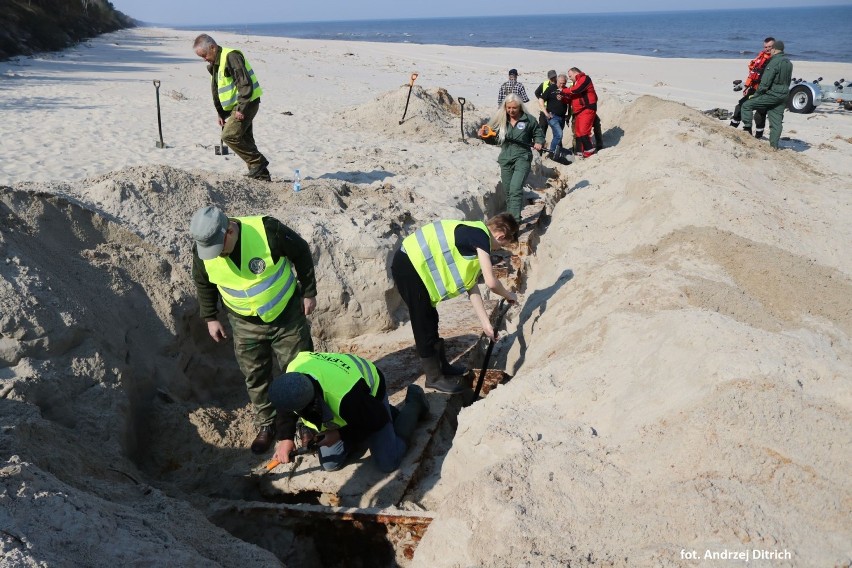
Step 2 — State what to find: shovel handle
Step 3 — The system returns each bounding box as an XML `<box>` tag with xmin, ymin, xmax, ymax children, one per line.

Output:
<box><xmin>471</xmin><ymin>299</ymin><xmax>509</xmax><ymax>400</ymax></box>
<box><xmin>153</xmin><ymin>80</ymin><xmax>160</xmax><ymax>89</ymax></box>
<box><xmin>409</xmin><ymin>72</ymin><xmax>419</xmax><ymax>86</ymax></box>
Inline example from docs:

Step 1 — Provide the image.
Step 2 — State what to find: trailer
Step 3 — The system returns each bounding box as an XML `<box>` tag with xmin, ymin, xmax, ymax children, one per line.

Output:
<box><xmin>734</xmin><ymin>77</ymin><xmax>852</xmax><ymax>114</ymax></box>
<box><xmin>786</xmin><ymin>77</ymin><xmax>852</xmax><ymax>114</ymax></box>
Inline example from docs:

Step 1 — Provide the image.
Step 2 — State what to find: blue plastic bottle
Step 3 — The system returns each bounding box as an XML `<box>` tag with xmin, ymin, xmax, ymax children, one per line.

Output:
<box><xmin>293</xmin><ymin>169</ymin><xmax>302</xmax><ymax>192</ymax></box>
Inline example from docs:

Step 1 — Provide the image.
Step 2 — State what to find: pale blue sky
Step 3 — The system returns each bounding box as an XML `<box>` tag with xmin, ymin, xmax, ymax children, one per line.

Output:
<box><xmin>108</xmin><ymin>0</ymin><xmax>851</xmax><ymax>26</ymax></box>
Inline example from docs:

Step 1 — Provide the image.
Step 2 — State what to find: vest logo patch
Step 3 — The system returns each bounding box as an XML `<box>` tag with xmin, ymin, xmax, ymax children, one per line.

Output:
<box><xmin>249</xmin><ymin>258</ymin><xmax>266</xmax><ymax>274</ymax></box>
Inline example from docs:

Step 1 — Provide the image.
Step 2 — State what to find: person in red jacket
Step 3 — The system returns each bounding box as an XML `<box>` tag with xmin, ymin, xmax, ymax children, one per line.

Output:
<box><xmin>559</xmin><ymin>67</ymin><xmax>598</xmax><ymax>158</ymax></box>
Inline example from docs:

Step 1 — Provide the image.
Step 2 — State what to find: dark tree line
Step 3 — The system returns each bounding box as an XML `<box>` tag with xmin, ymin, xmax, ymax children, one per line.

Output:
<box><xmin>1</xmin><ymin>0</ymin><xmax>136</xmax><ymax>60</ymax></box>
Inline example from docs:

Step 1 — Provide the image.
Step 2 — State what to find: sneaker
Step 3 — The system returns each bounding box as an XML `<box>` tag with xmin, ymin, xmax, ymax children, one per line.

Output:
<box><xmin>754</xmin><ymin>129</ymin><xmax>764</xmax><ymax>140</ymax></box>
<box><xmin>729</xmin><ymin>120</ymin><xmax>740</xmax><ymax>128</ymax></box>
<box><xmin>581</xmin><ymin>149</ymin><xmax>596</xmax><ymax>159</ymax></box>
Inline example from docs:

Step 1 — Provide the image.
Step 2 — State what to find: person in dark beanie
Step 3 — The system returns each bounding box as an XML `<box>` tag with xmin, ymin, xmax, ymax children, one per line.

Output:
<box><xmin>741</xmin><ymin>40</ymin><xmax>793</xmax><ymax>149</ymax></box>
<box><xmin>269</xmin><ymin>352</ymin><xmax>429</xmax><ymax>473</ymax></box>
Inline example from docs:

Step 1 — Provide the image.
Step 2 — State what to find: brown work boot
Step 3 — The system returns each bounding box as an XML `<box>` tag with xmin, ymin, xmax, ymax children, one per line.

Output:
<box><xmin>250</xmin><ymin>425</ymin><xmax>276</xmax><ymax>454</ymax></box>
<box><xmin>422</xmin><ymin>355</ymin><xmax>467</xmax><ymax>394</ymax></box>
<box><xmin>244</xmin><ymin>158</ymin><xmax>270</xmax><ymax>177</ymax></box>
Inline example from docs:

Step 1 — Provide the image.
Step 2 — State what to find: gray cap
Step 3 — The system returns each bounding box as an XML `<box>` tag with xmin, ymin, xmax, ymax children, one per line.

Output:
<box><xmin>547</xmin><ymin>69</ymin><xmax>557</xmax><ymax>80</ymax></box>
<box><xmin>774</xmin><ymin>40</ymin><xmax>785</xmax><ymax>52</ymax></box>
<box><xmin>190</xmin><ymin>205</ymin><xmax>228</xmax><ymax>260</ymax></box>
<box><xmin>269</xmin><ymin>372</ymin><xmax>315</xmax><ymax>413</ymax></box>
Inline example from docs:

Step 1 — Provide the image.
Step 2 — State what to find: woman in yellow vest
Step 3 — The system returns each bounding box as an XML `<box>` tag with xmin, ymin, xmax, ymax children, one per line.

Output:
<box><xmin>391</xmin><ymin>213</ymin><xmax>519</xmax><ymax>394</ymax></box>
<box><xmin>269</xmin><ymin>352</ymin><xmax>429</xmax><ymax>473</ymax></box>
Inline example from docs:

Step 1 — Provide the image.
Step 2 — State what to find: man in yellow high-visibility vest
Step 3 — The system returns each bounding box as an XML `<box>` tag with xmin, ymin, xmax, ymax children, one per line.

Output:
<box><xmin>269</xmin><ymin>351</ymin><xmax>429</xmax><ymax>473</ymax></box>
<box><xmin>190</xmin><ymin>205</ymin><xmax>318</xmax><ymax>454</ymax></box>
<box><xmin>193</xmin><ymin>34</ymin><xmax>270</xmax><ymax>180</ymax></box>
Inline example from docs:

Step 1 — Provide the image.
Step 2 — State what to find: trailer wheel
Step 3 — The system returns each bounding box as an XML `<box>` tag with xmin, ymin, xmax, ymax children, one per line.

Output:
<box><xmin>844</xmin><ymin>101</ymin><xmax>852</xmax><ymax>111</ymax></box>
<box><xmin>786</xmin><ymin>85</ymin><xmax>815</xmax><ymax>114</ymax></box>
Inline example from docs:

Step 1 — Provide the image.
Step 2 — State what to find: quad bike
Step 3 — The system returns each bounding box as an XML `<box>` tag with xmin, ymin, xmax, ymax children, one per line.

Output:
<box><xmin>734</xmin><ymin>77</ymin><xmax>852</xmax><ymax>114</ymax></box>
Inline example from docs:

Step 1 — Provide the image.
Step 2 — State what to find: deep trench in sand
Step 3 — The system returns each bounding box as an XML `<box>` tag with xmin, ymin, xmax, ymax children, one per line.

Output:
<box><xmin>1</xmin><ymin>159</ymin><xmax>560</xmax><ymax>566</ymax></box>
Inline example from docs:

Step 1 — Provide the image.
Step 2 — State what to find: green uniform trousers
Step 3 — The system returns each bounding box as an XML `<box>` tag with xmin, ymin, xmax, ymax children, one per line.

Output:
<box><xmin>499</xmin><ymin>155</ymin><xmax>532</xmax><ymax>222</ymax></box>
<box><xmin>227</xmin><ymin>297</ymin><xmax>313</xmax><ymax>428</ymax></box>
<box><xmin>221</xmin><ymin>98</ymin><xmax>268</xmax><ymax>170</ymax></box>
<box><xmin>742</xmin><ymin>93</ymin><xmax>787</xmax><ymax>149</ymax></box>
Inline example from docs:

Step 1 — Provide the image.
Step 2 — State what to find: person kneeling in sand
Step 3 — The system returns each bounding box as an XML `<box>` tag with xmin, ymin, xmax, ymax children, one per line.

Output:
<box><xmin>269</xmin><ymin>352</ymin><xmax>429</xmax><ymax>473</ymax></box>
<box><xmin>391</xmin><ymin>213</ymin><xmax>519</xmax><ymax>394</ymax></box>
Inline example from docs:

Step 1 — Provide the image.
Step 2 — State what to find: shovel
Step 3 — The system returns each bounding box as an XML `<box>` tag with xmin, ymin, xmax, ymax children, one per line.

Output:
<box><xmin>153</xmin><ymin>80</ymin><xmax>165</xmax><ymax>148</ymax></box>
<box><xmin>458</xmin><ymin>97</ymin><xmax>466</xmax><ymax>141</ymax></box>
<box><xmin>469</xmin><ymin>299</ymin><xmax>512</xmax><ymax>404</ymax></box>
<box><xmin>399</xmin><ymin>72</ymin><xmax>419</xmax><ymax>124</ymax></box>
<box><xmin>215</xmin><ymin>125</ymin><xmax>229</xmax><ymax>156</ymax></box>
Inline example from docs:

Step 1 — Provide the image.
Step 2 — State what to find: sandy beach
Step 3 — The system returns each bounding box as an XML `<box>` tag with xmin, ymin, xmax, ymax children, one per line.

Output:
<box><xmin>1</xmin><ymin>26</ymin><xmax>851</xmax><ymax>567</ymax></box>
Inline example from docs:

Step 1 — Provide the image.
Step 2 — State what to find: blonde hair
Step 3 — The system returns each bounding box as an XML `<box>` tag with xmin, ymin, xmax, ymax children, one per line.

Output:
<box><xmin>487</xmin><ymin>93</ymin><xmax>530</xmax><ymax>144</ymax></box>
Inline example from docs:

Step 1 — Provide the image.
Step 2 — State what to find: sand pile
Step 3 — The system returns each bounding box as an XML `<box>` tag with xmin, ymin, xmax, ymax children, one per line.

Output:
<box><xmin>0</xmin><ymin>153</ymin><xmax>487</xmax><ymax>563</ymax></box>
<box><xmin>411</xmin><ymin>96</ymin><xmax>852</xmax><ymax>567</ymax></box>
<box><xmin>340</xmin><ymin>84</ymin><xmax>487</xmax><ymax>141</ymax></box>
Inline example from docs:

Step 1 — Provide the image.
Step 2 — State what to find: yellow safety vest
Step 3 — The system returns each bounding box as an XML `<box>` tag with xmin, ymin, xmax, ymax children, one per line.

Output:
<box><xmin>203</xmin><ymin>216</ymin><xmax>296</xmax><ymax>322</ymax></box>
<box><xmin>403</xmin><ymin>220</ymin><xmax>487</xmax><ymax>306</ymax></box>
<box><xmin>286</xmin><ymin>352</ymin><xmax>381</xmax><ymax>431</ymax></box>
<box><xmin>217</xmin><ymin>47</ymin><xmax>263</xmax><ymax>111</ymax></box>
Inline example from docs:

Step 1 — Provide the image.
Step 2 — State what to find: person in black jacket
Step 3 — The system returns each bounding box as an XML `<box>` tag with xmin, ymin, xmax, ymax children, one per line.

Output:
<box><xmin>269</xmin><ymin>352</ymin><xmax>429</xmax><ymax>473</ymax></box>
<box><xmin>538</xmin><ymin>73</ymin><xmax>570</xmax><ymax>155</ymax></box>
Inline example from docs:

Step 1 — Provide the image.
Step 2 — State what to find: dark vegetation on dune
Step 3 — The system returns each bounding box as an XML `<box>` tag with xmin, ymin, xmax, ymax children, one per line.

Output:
<box><xmin>1</xmin><ymin>0</ymin><xmax>136</xmax><ymax>60</ymax></box>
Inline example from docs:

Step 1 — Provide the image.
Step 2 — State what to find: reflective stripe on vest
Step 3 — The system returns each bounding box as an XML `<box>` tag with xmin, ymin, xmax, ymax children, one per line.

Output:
<box><xmin>402</xmin><ymin>220</ymin><xmax>487</xmax><ymax>306</ymax></box>
<box><xmin>217</xmin><ymin>47</ymin><xmax>263</xmax><ymax>111</ymax></box>
<box><xmin>203</xmin><ymin>216</ymin><xmax>296</xmax><ymax>322</ymax></box>
<box><xmin>286</xmin><ymin>352</ymin><xmax>381</xmax><ymax>431</ymax></box>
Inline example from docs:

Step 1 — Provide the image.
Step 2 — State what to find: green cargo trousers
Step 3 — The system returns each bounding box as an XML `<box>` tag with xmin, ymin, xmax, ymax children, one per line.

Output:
<box><xmin>227</xmin><ymin>297</ymin><xmax>313</xmax><ymax>428</ymax></box>
<box><xmin>742</xmin><ymin>93</ymin><xmax>787</xmax><ymax>149</ymax></box>
<box><xmin>221</xmin><ymin>98</ymin><xmax>268</xmax><ymax>171</ymax></box>
<box><xmin>499</xmin><ymin>155</ymin><xmax>532</xmax><ymax>222</ymax></box>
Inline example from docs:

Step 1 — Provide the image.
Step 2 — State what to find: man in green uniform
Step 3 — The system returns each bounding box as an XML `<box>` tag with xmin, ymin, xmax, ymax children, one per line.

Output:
<box><xmin>741</xmin><ymin>40</ymin><xmax>794</xmax><ymax>150</ymax></box>
<box><xmin>190</xmin><ymin>205</ymin><xmax>317</xmax><ymax>454</ymax></box>
<box><xmin>193</xmin><ymin>34</ymin><xmax>271</xmax><ymax>180</ymax></box>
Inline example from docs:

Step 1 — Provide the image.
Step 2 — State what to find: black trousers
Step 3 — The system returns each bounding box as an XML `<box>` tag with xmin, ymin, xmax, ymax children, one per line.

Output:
<box><xmin>732</xmin><ymin>94</ymin><xmax>767</xmax><ymax>129</ymax></box>
<box><xmin>391</xmin><ymin>249</ymin><xmax>440</xmax><ymax>358</ymax></box>
<box><xmin>538</xmin><ymin>111</ymin><xmax>549</xmax><ymax>136</ymax></box>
